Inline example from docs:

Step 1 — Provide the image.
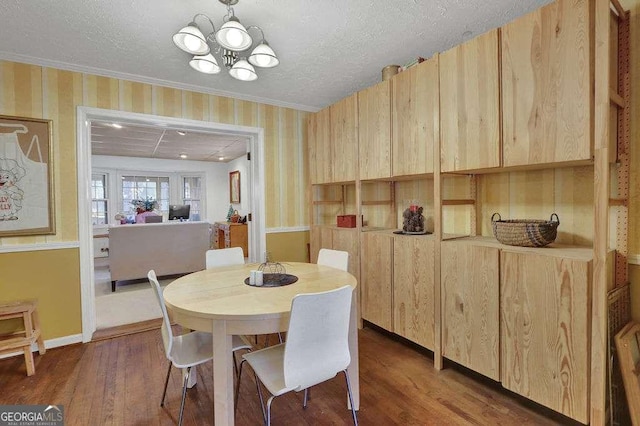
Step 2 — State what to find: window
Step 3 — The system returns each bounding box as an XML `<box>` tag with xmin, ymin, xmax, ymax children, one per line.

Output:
<box><xmin>91</xmin><ymin>173</ymin><xmax>108</xmax><ymax>225</ymax></box>
<box><xmin>121</xmin><ymin>175</ymin><xmax>170</xmax><ymax>215</ymax></box>
<box><xmin>182</xmin><ymin>176</ymin><xmax>202</xmax><ymax>220</ymax></box>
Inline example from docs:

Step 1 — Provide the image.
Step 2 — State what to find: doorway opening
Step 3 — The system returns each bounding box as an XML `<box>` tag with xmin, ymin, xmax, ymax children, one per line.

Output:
<box><xmin>77</xmin><ymin>107</ymin><xmax>266</xmax><ymax>342</ymax></box>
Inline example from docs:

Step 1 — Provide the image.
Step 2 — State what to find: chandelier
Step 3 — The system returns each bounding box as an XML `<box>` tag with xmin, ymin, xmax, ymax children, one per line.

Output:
<box><xmin>172</xmin><ymin>0</ymin><xmax>279</xmax><ymax>82</ymax></box>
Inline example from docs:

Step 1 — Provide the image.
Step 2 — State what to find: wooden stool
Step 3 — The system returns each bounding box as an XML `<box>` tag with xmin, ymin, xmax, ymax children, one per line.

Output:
<box><xmin>0</xmin><ymin>300</ymin><xmax>46</xmax><ymax>376</ymax></box>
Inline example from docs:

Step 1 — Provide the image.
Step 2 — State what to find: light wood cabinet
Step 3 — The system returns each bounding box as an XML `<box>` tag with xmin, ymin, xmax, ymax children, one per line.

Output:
<box><xmin>500</xmin><ymin>250</ymin><xmax>590</xmax><ymax>423</ymax></box>
<box><xmin>330</xmin><ymin>93</ymin><xmax>358</xmax><ymax>182</ymax></box>
<box><xmin>358</xmin><ymin>80</ymin><xmax>391</xmax><ymax>180</ymax></box>
<box><xmin>441</xmin><ymin>241</ymin><xmax>500</xmax><ymax>380</ymax></box>
<box><xmin>361</xmin><ymin>232</ymin><xmax>393</xmax><ymax>331</ymax></box>
<box><xmin>307</xmin><ymin>107</ymin><xmax>332</xmax><ymax>184</ymax></box>
<box><xmin>331</xmin><ymin>228</ymin><xmax>360</xmax><ymax>283</ymax></box>
<box><xmin>392</xmin><ymin>56</ymin><xmax>439</xmax><ymax>177</ymax></box>
<box><xmin>440</xmin><ymin>29</ymin><xmax>500</xmax><ymax>172</ymax></box>
<box><xmin>393</xmin><ymin>236</ymin><xmax>435</xmax><ymax>349</ymax></box>
<box><xmin>214</xmin><ymin>222</ymin><xmax>248</xmax><ymax>257</ymax></box>
<box><xmin>501</xmin><ymin>0</ymin><xmax>591</xmax><ymax>167</ymax></box>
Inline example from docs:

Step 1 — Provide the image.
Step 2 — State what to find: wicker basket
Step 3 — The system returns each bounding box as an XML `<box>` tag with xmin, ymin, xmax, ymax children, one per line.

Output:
<box><xmin>491</xmin><ymin>213</ymin><xmax>560</xmax><ymax>247</ymax></box>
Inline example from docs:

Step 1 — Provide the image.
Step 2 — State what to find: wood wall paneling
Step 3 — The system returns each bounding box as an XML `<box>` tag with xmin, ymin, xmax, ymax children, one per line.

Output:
<box><xmin>440</xmin><ymin>29</ymin><xmax>501</xmax><ymax>172</ymax></box>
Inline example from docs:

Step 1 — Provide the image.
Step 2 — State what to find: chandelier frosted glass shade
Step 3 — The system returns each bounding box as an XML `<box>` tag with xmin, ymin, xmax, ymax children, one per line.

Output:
<box><xmin>173</xmin><ymin>24</ymin><xmax>210</xmax><ymax>55</ymax></box>
<box><xmin>189</xmin><ymin>54</ymin><xmax>221</xmax><ymax>74</ymax></box>
<box><xmin>248</xmin><ymin>42</ymin><xmax>279</xmax><ymax>68</ymax></box>
<box><xmin>229</xmin><ymin>59</ymin><xmax>257</xmax><ymax>81</ymax></box>
<box><xmin>215</xmin><ymin>17</ymin><xmax>253</xmax><ymax>51</ymax></box>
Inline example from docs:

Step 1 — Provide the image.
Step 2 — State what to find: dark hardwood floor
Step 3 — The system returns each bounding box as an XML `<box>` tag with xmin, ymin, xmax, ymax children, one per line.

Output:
<box><xmin>0</xmin><ymin>326</ymin><xmax>578</xmax><ymax>425</ymax></box>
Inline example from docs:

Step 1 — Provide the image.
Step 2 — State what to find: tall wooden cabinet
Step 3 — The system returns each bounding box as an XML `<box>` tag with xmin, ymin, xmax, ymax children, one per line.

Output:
<box><xmin>308</xmin><ymin>107</ymin><xmax>332</xmax><ymax>184</ymax></box>
<box><xmin>501</xmin><ymin>249</ymin><xmax>592</xmax><ymax>423</ymax></box>
<box><xmin>501</xmin><ymin>0</ymin><xmax>591</xmax><ymax>167</ymax></box>
<box><xmin>360</xmin><ymin>232</ymin><xmax>393</xmax><ymax>330</ymax></box>
<box><xmin>392</xmin><ymin>56</ymin><xmax>439</xmax><ymax>177</ymax></box>
<box><xmin>358</xmin><ymin>80</ymin><xmax>391</xmax><ymax>180</ymax></box>
<box><xmin>439</xmin><ymin>29</ymin><xmax>501</xmax><ymax>172</ymax></box>
<box><xmin>330</xmin><ymin>93</ymin><xmax>358</xmax><ymax>183</ymax></box>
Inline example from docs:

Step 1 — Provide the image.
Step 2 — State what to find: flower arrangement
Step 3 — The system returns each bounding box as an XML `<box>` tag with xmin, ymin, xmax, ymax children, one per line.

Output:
<box><xmin>131</xmin><ymin>198</ymin><xmax>158</xmax><ymax>212</ymax></box>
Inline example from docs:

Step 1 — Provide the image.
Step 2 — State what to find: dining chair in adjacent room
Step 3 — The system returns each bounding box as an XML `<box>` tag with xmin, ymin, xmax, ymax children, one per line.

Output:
<box><xmin>147</xmin><ymin>270</ymin><xmax>251</xmax><ymax>426</ymax></box>
<box><xmin>238</xmin><ymin>285</ymin><xmax>358</xmax><ymax>426</ymax></box>
<box><xmin>317</xmin><ymin>248</ymin><xmax>349</xmax><ymax>271</ymax></box>
<box><xmin>205</xmin><ymin>247</ymin><xmax>245</xmax><ymax>269</ymax></box>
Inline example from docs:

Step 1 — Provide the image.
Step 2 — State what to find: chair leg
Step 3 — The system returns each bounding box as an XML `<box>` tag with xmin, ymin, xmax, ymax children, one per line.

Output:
<box><xmin>178</xmin><ymin>366</ymin><xmax>191</xmax><ymax>426</ymax></box>
<box><xmin>342</xmin><ymin>370</ymin><xmax>358</xmax><ymax>426</ymax></box>
<box><xmin>234</xmin><ymin>359</ymin><xmax>246</xmax><ymax>414</ymax></box>
<box><xmin>303</xmin><ymin>387</ymin><xmax>311</xmax><ymax>409</ymax></box>
<box><xmin>266</xmin><ymin>395</ymin><xmax>276</xmax><ymax>426</ymax></box>
<box><xmin>254</xmin><ymin>372</ymin><xmax>267</xmax><ymax>424</ymax></box>
<box><xmin>161</xmin><ymin>362</ymin><xmax>172</xmax><ymax>407</ymax></box>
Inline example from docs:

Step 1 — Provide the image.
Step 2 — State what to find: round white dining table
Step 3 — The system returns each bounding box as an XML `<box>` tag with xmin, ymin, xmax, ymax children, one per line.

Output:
<box><xmin>163</xmin><ymin>262</ymin><xmax>360</xmax><ymax>426</ymax></box>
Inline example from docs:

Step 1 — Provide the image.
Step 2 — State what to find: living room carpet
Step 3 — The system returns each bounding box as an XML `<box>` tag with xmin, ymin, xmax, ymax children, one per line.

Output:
<box><xmin>94</xmin><ymin>265</ymin><xmax>175</xmax><ymax>330</ymax></box>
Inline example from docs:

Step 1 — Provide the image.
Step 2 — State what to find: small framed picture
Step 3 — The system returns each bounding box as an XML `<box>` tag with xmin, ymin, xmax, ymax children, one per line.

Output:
<box><xmin>0</xmin><ymin>114</ymin><xmax>55</xmax><ymax>237</ymax></box>
<box><xmin>229</xmin><ymin>170</ymin><xmax>240</xmax><ymax>204</ymax></box>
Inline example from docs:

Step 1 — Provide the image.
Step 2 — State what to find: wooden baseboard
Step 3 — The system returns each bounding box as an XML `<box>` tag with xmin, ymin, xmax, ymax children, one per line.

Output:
<box><xmin>91</xmin><ymin>318</ymin><xmax>163</xmax><ymax>341</ymax></box>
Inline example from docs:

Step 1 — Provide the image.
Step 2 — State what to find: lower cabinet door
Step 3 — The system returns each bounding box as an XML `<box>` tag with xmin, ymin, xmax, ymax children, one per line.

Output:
<box><xmin>332</xmin><ymin>228</ymin><xmax>360</xmax><ymax>283</ymax></box>
<box><xmin>500</xmin><ymin>251</ymin><xmax>590</xmax><ymax>423</ymax></box>
<box><xmin>361</xmin><ymin>232</ymin><xmax>393</xmax><ymax>331</ymax></box>
<box><xmin>441</xmin><ymin>242</ymin><xmax>500</xmax><ymax>380</ymax></box>
<box><xmin>393</xmin><ymin>236</ymin><xmax>435</xmax><ymax>349</ymax></box>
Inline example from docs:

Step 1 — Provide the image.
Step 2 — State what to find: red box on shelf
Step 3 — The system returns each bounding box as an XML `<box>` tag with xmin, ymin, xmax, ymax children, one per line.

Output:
<box><xmin>337</xmin><ymin>215</ymin><xmax>357</xmax><ymax>228</ymax></box>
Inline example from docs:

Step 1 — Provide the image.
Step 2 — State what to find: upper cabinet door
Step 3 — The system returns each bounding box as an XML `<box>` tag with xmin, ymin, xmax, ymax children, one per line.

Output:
<box><xmin>330</xmin><ymin>93</ymin><xmax>358</xmax><ymax>182</ymax></box>
<box><xmin>308</xmin><ymin>107</ymin><xmax>332</xmax><ymax>184</ymax></box>
<box><xmin>501</xmin><ymin>0</ymin><xmax>591</xmax><ymax>167</ymax></box>
<box><xmin>358</xmin><ymin>80</ymin><xmax>391</xmax><ymax>180</ymax></box>
<box><xmin>440</xmin><ymin>29</ymin><xmax>500</xmax><ymax>172</ymax></box>
<box><xmin>392</xmin><ymin>56</ymin><xmax>439</xmax><ymax>177</ymax></box>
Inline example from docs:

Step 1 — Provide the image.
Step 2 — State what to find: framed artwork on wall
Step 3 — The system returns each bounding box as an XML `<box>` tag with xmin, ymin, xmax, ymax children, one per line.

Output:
<box><xmin>0</xmin><ymin>114</ymin><xmax>55</xmax><ymax>237</ymax></box>
<box><xmin>229</xmin><ymin>170</ymin><xmax>240</xmax><ymax>204</ymax></box>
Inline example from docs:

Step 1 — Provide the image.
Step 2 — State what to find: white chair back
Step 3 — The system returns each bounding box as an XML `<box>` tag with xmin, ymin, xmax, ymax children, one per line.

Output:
<box><xmin>317</xmin><ymin>248</ymin><xmax>349</xmax><ymax>271</ymax></box>
<box><xmin>283</xmin><ymin>285</ymin><xmax>353</xmax><ymax>391</ymax></box>
<box><xmin>148</xmin><ymin>270</ymin><xmax>174</xmax><ymax>360</ymax></box>
<box><xmin>206</xmin><ymin>247</ymin><xmax>245</xmax><ymax>269</ymax></box>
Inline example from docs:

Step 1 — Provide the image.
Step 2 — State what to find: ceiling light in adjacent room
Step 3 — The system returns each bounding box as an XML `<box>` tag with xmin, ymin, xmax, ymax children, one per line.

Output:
<box><xmin>111</xmin><ymin>123</ymin><xmax>122</xmax><ymax>129</ymax></box>
<box><xmin>180</xmin><ymin>154</ymin><xmax>188</xmax><ymax>159</ymax></box>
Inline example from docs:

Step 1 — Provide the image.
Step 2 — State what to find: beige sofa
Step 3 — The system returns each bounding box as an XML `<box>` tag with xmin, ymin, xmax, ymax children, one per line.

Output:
<box><xmin>108</xmin><ymin>221</ymin><xmax>211</xmax><ymax>291</ymax></box>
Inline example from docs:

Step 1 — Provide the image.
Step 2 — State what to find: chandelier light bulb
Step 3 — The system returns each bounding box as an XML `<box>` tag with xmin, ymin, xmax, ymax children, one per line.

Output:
<box><xmin>173</xmin><ymin>24</ymin><xmax>209</xmax><ymax>55</ymax></box>
<box><xmin>229</xmin><ymin>59</ymin><xmax>257</xmax><ymax>81</ymax></box>
<box><xmin>184</xmin><ymin>34</ymin><xmax>203</xmax><ymax>52</ymax></box>
<box><xmin>248</xmin><ymin>42</ymin><xmax>279</xmax><ymax>68</ymax></box>
<box><xmin>189</xmin><ymin>54</ymin><xmax>221</xmax><ymax>74</ymax></box>
<box><xmin>216</xmin><ymin>18</ymin><xmax>252</xmax><ymax>51</ymax></box>
<box><xmin>225</xmin><ymin>28</ymin><xmax>243</xmax><ymax>48</ymax></box>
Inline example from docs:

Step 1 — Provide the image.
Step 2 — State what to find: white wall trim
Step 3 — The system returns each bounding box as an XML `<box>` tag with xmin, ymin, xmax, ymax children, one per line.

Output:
<box><xmin>629</xmin><ymin>254</ymin><xmax>640</xmax><ymax>266</ymax></box>
<box><xmin>0</xmin><ymin>241</ymin><xmax>79</xmax><ymax>253</ymax></box>
<box><xmin>266</xmin><ymin>226</ymin><xmax>310</xmax><ymax>234</ymax></box>
<box><xmin>77</xmin><ymin>107</ymin><xmax>266</xmax><ymax>343</ymax></box>
<box><xmin>0</xmin><ymin>52</ymin><xmax>319</xmax><ymax>113</ymax></box>
<box><xmin>0</xmin><ymin>333</ymin><xmax>83</xmax><ymax>360</ymax></box>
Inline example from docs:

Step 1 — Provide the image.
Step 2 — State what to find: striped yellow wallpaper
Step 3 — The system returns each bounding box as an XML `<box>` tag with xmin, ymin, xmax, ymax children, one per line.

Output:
<box><xmin>0</xmin><ymin>59</ymin><xmax>310</xmax><ymax>339</ymax></box>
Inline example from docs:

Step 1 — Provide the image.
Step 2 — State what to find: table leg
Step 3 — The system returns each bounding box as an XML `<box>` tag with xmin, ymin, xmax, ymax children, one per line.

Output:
<box><xmin>347</xmin><ymin>291</ymin><xmax>360</xmax><ymax>410</ymax></box>
<box><xmin>212</xmin><ymin>320</ymin><xmax>234</xmax><ymax>426</ymax></box>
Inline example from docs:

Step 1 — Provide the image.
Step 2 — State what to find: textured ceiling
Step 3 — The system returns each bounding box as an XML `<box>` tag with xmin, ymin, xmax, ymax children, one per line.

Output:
<box><xmin>0</xmin><ymin>0</ymin><xmax>551</xmax><ymax>112</ymax></box>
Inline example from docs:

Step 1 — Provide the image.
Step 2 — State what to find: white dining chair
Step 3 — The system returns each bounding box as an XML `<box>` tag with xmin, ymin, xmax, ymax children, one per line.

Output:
<box><xmin>206</xmin><ymin>247</ymin><xmax>245</xmax><ymax>269</ymax></box>
<box><xmin>317</xmin><ymin>248</ymin><xmax>349</xmax><ymax>271</ymax></box>
<box><xmin>238</xmin><ymin>285</ymin><xmax>358</xmax><ymax>426</ymax></box>
<box><xmin>147</xmin><ymin>270</ymin><xmax>251</xmax><ymax>426</ymax></box>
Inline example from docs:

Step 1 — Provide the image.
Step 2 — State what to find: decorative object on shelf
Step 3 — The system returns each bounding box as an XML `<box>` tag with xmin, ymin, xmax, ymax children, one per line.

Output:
<box><xmin>402</xmin><ymin>204</ymin><xmax>425</xmax><ymax>233</ymax></box>
<box><xmin>491</xmin><ymin>213</ymin><xmax>560</xmax><ymax>248</ymax></box>
<box><xmin>172</xmin><ymin>0</ymin><xmax>279</xmax><ymax>81</ymax></box>
<box><xmin>226</xmin><ymin>205</ymin><xmax>234</xmax><ymax>221</ymax></box>
<box><xmin>382</xmin><ymin>65</ymin><xmax>400</xmax><ymax>81</ymax></box>
<box><xmin>0</xmin><ymin>114</ymin><xmax>55</xmax><ymax>237</ymax></box>
<box><xmin>229</xmin><ymin>170</ymin><xmax>240</xmax><ymax>203</ymax></box>
<box><xmin>230</xmin><ymin>209</ymin><xmax>240</xmax><ymax>223</ymax></box>
<box><xmin>401</xmin><ymin>56</ymin><xmax>425</xmax><ymax>71</ymax></box>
